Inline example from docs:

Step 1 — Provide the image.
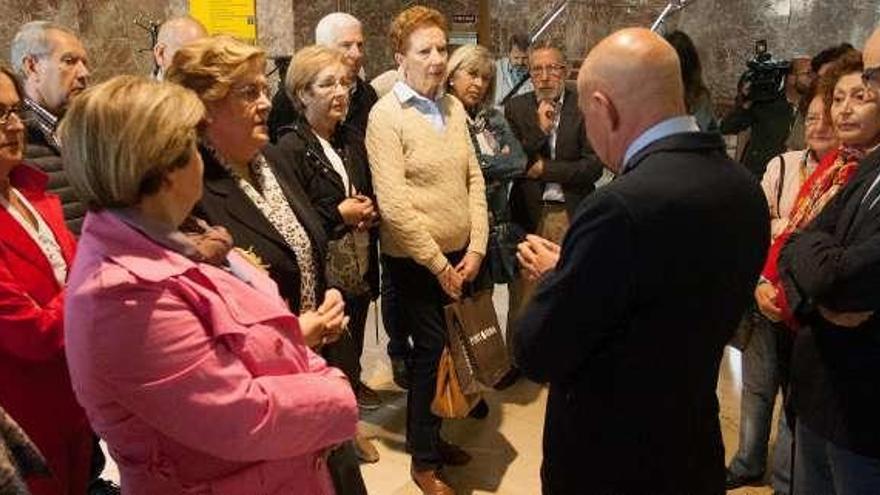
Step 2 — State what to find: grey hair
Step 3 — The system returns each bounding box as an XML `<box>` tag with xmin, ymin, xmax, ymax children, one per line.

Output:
<box><xmin>314</xmin><ymin>12</ymin><xmax>361</xmax><ymax>46</ymax></box>
<box><xmin>10</xmin><ymin>21</ymin><xmax>77</xmax><ymax>76</ymax></box>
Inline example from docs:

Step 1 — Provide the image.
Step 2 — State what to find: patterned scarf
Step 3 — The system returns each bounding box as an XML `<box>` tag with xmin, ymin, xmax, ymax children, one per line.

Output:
<box><xmin>203</xmin><ymin>144</ymin><xmax>319</xmax><ymax>311</ymax></box>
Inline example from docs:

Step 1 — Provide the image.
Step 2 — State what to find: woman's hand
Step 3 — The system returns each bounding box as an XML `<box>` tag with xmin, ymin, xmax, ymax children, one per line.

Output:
<box><xmin>455</xmin><ymin>252</ymin><xmax>483</xmax><ymax>283</ymax></box>
<box><xmin>754</xmin><ymin>281</ymin><xmax>783</xmax><ymax>322</ymax></box>
<box><xmin>318</xmin><ymin>289</ymin><xmax>348</xmax><ymax>344</ymax></box>
<box><xmin>298</xmin><ymin>311</ymin><xmax>327</xmax><ymax>348</ymax></box>
<box><xmin>437</xmin><ymin>264</ymin><xmax>464</xmax><ymax>300</ymax></box>
<box><xmin>338</xmin><ymin>196</ymin><xmax>373</xmax><ymax>227</ymax></box>
<box><xmin>298</xmin><ymin>289</ymin><xmax>348</xmax><ymax>349</ymax></box>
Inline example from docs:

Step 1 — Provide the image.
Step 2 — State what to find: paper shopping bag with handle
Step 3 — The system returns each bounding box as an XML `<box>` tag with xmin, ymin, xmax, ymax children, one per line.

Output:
<box><xmin>444</xmin><ymin>290</ymin><xmax>511</xmax><ymax>393</ymax></box>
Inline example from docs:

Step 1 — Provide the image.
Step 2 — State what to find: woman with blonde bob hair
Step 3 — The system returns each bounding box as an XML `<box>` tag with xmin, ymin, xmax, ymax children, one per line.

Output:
<box><xmin>272</xmin><ymin>44</ymin><xmax>382</xmax><ymax>469</ymax></box>
<box><xmin>61</xmin><ymin>75</ymin><xmax>358</xmax><ymax>495</ymax></box>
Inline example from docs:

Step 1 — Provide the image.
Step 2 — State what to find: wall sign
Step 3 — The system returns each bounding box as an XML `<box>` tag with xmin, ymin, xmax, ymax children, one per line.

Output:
<box><xmin>190</xmin><ymin>0</ymin><xmax>257</xmax><ymax>45</ymax></box>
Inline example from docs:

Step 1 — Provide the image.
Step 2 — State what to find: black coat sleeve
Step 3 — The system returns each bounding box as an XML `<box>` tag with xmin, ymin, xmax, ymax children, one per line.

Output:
<box><xmin>779</xmin><ymin>181</ymin><xmax>880</xmax><ymax>312</ymax></box>
<box><xmin>514</xmin><ymin>191</ymin><xmax>634</xmax><ymax>383</ymax></box>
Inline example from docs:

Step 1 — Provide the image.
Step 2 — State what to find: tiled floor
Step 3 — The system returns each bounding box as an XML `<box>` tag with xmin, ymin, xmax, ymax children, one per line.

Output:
<box><xmin>101</xmin><ymin>286</ymin><xmax>784</xmax><ymax>494</ymax></box>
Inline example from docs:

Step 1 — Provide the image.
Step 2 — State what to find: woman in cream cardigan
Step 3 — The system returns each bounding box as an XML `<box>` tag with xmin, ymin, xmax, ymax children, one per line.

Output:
<box><xmin>365</xmin><ymin>6</ymin><xmax>488</xmax><ymax>494</ymax></box>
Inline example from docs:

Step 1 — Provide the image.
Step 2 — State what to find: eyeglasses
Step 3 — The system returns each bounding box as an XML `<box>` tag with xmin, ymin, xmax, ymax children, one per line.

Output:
<box><xmin>313</xmin><ymin>78</ymin><xmax>354</xmax><ymax>92</ymax></box>
<box><xmin>230</xmin><ymin>83</ymin><xmax>270</xmax><ymax>103</ymax></box>
<box><xmin>530</xmin><ymin>64</ymin><xmax>565</xmax><ymax>77</ymax></box>
<box><xmin>863</xmin><ymin>67</ymin><xmax>880</xmax><ymax>86</ymax></box>
<box><xmin>0</xmin><ymin>104</ymin><xmax>23</xmax><ymax>127</ymax></box>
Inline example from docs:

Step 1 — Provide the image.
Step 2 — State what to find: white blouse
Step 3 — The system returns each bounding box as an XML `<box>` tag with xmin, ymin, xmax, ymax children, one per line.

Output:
<box><xmin>0</xmin><ymin>188</ymin><xmax>67</xmax><ymax>284</ymax></box>
<box><xmin>315</xmin><ymin>133</ymin><xmax>351</xmax><ymax>194</ymax></box>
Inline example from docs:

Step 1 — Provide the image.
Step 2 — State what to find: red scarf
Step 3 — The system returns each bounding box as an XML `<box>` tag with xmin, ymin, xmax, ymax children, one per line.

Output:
<box><xmin>761</xmin><ymin>146</ymin><xmax>862</xmax><ymax>326</ymax></box>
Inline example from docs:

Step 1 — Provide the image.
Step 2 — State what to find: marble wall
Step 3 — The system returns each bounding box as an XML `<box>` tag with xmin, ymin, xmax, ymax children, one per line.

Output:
<box><xmin>0</xmin><ymin>0</ymin><xmax>291</xmax><ymax>82</ymax></box>
<box><xmin>1</xmin><ymin>0</ymin><xmax>878</xmax><ymax>103</ymax></box>
<box><xmin>491</xmin><ymin>0</ymin><xmax>880</xmax><ymax>102</ymax></box>
<box><xmin>0</xmin><ymin>0</ymin><xmax>187</xmax><ymax>81</ymax></box>
<box><xmin>676</xmin><ymin>0</ymin><xmax>880</xmax><ymax>101</ymax></box>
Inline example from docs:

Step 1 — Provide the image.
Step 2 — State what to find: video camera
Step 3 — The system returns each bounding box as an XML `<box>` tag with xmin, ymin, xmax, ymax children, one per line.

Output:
<box><xmin>738</xmin><ymin>40</ymin><xmax>791</xmax><ymax>103</ymax></box>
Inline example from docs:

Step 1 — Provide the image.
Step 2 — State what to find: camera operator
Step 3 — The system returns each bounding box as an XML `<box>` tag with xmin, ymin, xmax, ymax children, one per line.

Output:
<box><xmin>720</xmin><ymin>42</ymin><xmax>794</xmax><ymax>177</ymax></box>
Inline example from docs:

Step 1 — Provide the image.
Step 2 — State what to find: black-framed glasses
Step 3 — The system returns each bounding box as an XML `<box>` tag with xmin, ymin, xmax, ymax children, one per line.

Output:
<box><xmin>862</xmin><ymin>66</ymin><xmax>880</xmax><ymax>86</ymax></box>
<box><xmin>0</xmin><ymin>104</ymin><xmax>23</xmax><ymax>127</ymax></box>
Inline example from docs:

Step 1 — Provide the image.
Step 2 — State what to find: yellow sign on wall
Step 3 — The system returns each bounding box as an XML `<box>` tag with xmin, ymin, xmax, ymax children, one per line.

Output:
<box><xmin>190</xmin><ymin>0</ymin><xmax>257</xmax><ymax>45</ymax></box>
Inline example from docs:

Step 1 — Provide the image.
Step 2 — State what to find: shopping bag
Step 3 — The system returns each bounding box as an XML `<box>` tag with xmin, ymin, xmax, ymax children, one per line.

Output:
<box><xmin>431</xmin><ymin>347</ymin><xmax>480</xmax><ymax>418</ymax></box>
<box><xmin>444</xmin><ymin>290</ymin><xmax>511</xmax><ymax>394</ymax></box>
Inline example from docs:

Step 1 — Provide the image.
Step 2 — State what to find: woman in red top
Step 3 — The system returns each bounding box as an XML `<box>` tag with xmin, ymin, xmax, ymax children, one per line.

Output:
<box><xmin>0</xmin><ymin>64</ymin><xmax>92</xmax><ymax>494</ymax></box>
<box><xmin>757</xmin><ymin>52</ymin><xmax>880</xmax><ymax>327</ymax></box>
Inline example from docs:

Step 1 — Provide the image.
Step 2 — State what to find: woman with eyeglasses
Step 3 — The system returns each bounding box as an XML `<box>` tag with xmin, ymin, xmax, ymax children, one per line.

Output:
<box><xmin>725</xmin><ymin>80</ymin><xmax>838</xmax><ymax>493</ymax></box>
<box><xmin>0</xmin><ymin>62</ymin><xmax>93</xmax><ymax>495</ymax></box>
<box><xmin>167</xmin><ymin>36</ymin><xmax>344</xmax><ymax>345</ymax></box>
<box><xmin>166</xmin><ymin>36</ymin><xmax>367</xmax><ymax>494</ymax></box>
<box><xmin>268</xmin><ymin>44</ymin><xmax>381</xmax><ymax>475</ymax></box>
<box><xmin>761</xmin><ymin>49</ymin><xmax>880</xmax><ymax>495</ymax></box>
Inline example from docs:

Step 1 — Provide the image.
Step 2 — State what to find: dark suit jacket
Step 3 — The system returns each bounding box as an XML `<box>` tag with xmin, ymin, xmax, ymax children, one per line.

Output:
<box><xmin>779</xmin><ymin>147</ymin><xmax>880</xmax><ymax>458</ymax></box>
<box><xmin>504</xmin><ymin>86</ymin><xmax>603</xmax><ymax>233</ymax></box>
<box><xmin>269</xmin><ymin>119</ymin><xmax>380</xmax><ymax>298</ymax></box>
<box><xmin>515</xmin><ymin>132</ymin><xmax>769</xmax><ymax>494</ymax></box>
<box><xmin>193</xmin><ymin>146</ymin><xmax>328</xmax><ymax>314</ymax></box>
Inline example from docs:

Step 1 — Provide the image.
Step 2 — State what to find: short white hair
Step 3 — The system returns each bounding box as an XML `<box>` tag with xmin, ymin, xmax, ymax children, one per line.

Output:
<box><xmin>10</xmin><ymin>21</ymin><xmax>77</xmax><ymax>76</ymax></box>
<box><xmin>314</xmin><ymin>12</ymin><xmax>361</xmax><ymax>46</ymax></box>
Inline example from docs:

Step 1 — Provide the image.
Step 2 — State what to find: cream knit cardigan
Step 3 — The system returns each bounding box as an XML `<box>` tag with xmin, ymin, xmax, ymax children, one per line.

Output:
<box><xmin>366</xmin><ymin>91</ymin><xmax>488</xmax><ymax>275</ymax></box>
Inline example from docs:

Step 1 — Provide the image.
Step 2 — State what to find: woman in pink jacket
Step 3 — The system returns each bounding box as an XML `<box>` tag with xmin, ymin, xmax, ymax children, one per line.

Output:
<box><xmin>60</xmin><ymin>75</ymin><xmax>358</xmax><ymax>494</ymax></box>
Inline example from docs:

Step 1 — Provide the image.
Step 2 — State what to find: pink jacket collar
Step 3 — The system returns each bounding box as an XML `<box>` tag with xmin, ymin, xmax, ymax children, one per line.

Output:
<box><xmin>80</xmin><ymin>210</ymin><xmax>198</xmax><ymax>283</ymax></box>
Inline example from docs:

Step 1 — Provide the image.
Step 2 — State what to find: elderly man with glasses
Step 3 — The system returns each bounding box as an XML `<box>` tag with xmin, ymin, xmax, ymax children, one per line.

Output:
<box><xmin>10</xmin><ymin>21</ymin><xmax>90</xmax><ymax>235</ymax></box>
<box><xmin>502</xmin><ymin>42</ymin><xmax>603</xmax><ymax>380</ymax></box>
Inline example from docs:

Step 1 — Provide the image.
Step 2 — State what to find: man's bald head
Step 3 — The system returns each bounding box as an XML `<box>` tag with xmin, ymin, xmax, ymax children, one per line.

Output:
<box><xmin>154</xmin><ymin>16</ymin><xmax>208</xmax><ymax>76</ymax></box>
<box><xmin>578</xmin><ymin>28</ymin><xmax>687</xmax><ymax>171</ymax></box>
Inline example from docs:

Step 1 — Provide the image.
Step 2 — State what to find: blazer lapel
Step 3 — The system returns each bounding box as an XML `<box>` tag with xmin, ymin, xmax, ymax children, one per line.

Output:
<box><xmin>841</xmin><ymin>152</ymin><xmax>880</xmax><ymax>241</ymax></box>
<box><xmin>201</xmin><ymin>152</ymin><xmax>292</xmax><ymax>251</ymax></box>
<box><xmin>556</xmin><ymin>86</ymin><xmax>580</xmax><ymax>155</ymax></box>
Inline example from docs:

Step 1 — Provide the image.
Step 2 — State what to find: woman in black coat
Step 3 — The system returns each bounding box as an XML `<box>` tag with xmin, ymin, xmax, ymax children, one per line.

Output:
<box><xmin>271</xmin><ymin>45</ymin><xmax>381</xmax><ymax>414</ymax></box>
